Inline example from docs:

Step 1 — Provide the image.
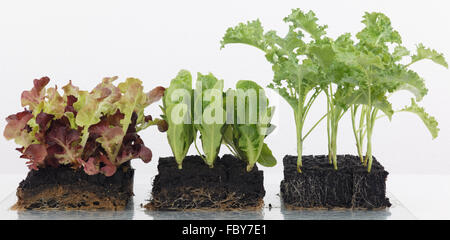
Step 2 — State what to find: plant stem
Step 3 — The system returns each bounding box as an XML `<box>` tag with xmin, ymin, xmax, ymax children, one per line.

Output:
<box><xmin>224</xmin><ymin>142</ymin><xmax>238</xmax><ymax>157</ymax></box>
<box><xmin>365</xmin><ymin>121</ymin><xmax>373</xmax><ymax>172</ymax></box>
<box><xmin>303</xmin><ymin>90</ymin><xmax>320</xmax><ymax>123</ymax></box>
<box><xmin>331</xmin><ymin>120</ymin><xmax>338</xmax><ymax>170</ymax></box>
<box><xmin>351</xmin><ymin>105</ymin><xmax>364</xmax><ymax>163</ymax></box>
<box><xmin>325</xmin><ymin>84</ymin><xmax>341</xmax><ymax>170</ymax></box>
<box><xmin>326</xmin><ymin>90</ymin><xmax>332</xmax><ymax>164</ymax></box>
<box><xmin>358</xmin><ymin>106</ymin><xmax>366</xmax><ymax>162</ymax></box>
<box><xmin>365</xmin><ymin>108</ymin><xmax>379</xmax><ymax>172</ymax></box>
<box><xmin>80</xmin><ymin>127</ymin><xmax>90</xmax><ymax>149</ymax></box>
<box><xmin>193</xmin><ymin>138</ymin><xmax>208</xmax><ymax>164</ymax></box>
<box><xmin>297</xmin><ymin>139</ymin><xmax>303</xmax><ymax>173</ymax></box>
<box><xmin>302</xmin><ymin>112</ymin><xmax>328</xmax><ymax>141</ymax></box>
<box><xmin>294</xmin><ymin>90</ymin><xmax>306</xmax><ymax>173</ymax></box>
<box><xmin>295</xmin><ymin>110</ymin><xmax>304</xmax><ymax>173</ymax></box>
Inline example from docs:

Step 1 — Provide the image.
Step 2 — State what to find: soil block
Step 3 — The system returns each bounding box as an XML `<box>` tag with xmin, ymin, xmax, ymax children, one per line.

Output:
<box><xmin>145</xmin><ymin>154</ymin><xmax>265</xmax><ymax>210</ymax></box>
<box><xmin>14</xmin><ymin>162</ymin><xmax>134</xmax><ymax>210</ymax></box>
<box><xmin>280</xmin><ymin>155</ymin><xmax>391</xmax><ymax>209</ymax></box>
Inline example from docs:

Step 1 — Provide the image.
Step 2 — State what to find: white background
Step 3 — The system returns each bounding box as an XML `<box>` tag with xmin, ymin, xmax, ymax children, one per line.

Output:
<box><xmin>0</xmin><ymin>0</ymin><xmax>449</xmax><ymax>218</ymax></box>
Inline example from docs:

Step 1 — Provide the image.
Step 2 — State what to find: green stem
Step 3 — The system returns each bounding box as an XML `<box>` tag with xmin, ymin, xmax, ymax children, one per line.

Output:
<box><xmin>364</xmin><ymin>106</ymin><xmax>374</xmax><ymax>170</ymax></box>
<box><xmin>80</xmin><ymin>127</ymin><xmax>90</xmax><ymax>149</ymax></box>
<box><xmin>366</xmin><ymin>108</ymin><xmax>379</xmax><ymax>172</ymax></box>
<box><xmin>297</xmin><ymin>138</ymin><xmax>303</xmax><ymax>173</ymax></box>
<box><xmin>365</xmin><ymin>124</ymin><xmax>373</xmax><ymax>172</ymax></box>
<box><xmin>295</xmin><ymin>110</ymin><xmax>304</xmax><ymax>173</ymax></box>
<box><xmin>326</xmin><ymin>90</ymin><xmax>332</xmax><ymax>163</ymax></box>
<box><xmin>224</xmin><ymin>143</ymin><xmax>238</xmax><ymax>157</ymax></box>
<box><xmin>351</xmin><ymin>105</ymin><xmax>364</xmax><ymax>163</ymax></box>
<box><xmin>362</xmin><ymin>68</ymin><xmax>373</xmax><ymax>168</ymax></box>
<box><xmin>302</xmin><ymin>90</ymin><xmax>320</xmax><ymax>123</ymax></box>
<box><xmin>358</xmin><ymin>105</ymin><xmax>366</xmax><ymax>161</ymax></box>
<box><xmin>331</xmin><ymin>120</ymin><xmax>339</xmax><ymax>170</ymax></box>
<box><xmin>193</xmin><ymin>138</ymin><xmax>208</xmax><ymax>164</ymax></box>
<box><xmin>325</xmin><ymin>84</ymin><xmax>340</xmax><ymax>168</ymax></box>
<box><xmin>302</xmin><ymin>112</ymin><xmax>328</xmax><ymax>141</ymax></box>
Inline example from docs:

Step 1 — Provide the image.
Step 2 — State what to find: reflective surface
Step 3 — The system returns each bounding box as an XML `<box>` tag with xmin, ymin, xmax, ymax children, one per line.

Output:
<box><xmin>0</xmin><ymin>182</ymin><xmax>415</xmax><ymax>220</ymax></box>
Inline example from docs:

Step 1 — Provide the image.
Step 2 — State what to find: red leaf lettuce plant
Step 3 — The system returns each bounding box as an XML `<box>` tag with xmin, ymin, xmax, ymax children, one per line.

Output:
<box><xmin>4</xmin><ymin>77</ymin><xmax>166</xmax><ymax>176</ymax></box>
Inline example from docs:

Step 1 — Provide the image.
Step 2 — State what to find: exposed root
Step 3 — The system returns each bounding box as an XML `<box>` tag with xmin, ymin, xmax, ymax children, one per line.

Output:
<box><xmin>281</xmin><ymin>175</ymin><xmax>390</xmax><ymax>209</ymax></box>
<box><xmin>145</xmin><ymin>187</ymin><xmax>264</xmax><ymax>211</ymax></box>
<box><xmin>14</xmin><ymin>185</ymin><xmax>131</xmax><ymax>211</ymax></box>
<box><xmin>281</xmin><ymin>155</ymin><xmax>391</xmax><ymax>209</ymax></box>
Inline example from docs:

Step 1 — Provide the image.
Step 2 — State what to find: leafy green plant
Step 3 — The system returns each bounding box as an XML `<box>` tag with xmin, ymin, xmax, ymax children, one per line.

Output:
<box><xmin>222</xmin><ymin>9</ymin><xmax>447</xmax><ymax>173</ymax></box>
<box><xmin>4</xmin><ymin>77</ymin><xmax>166</xmax><ymax>176</ymax></box>
<box><xmin>306</xmin><ymin>34</ymin><xmax>359</xmax><ymax>170</ymax></box>
<box><xmin>162</xmin><ymin>70</ymin><xmax>197</xmax><ymax>169</ymax></box>
<box><xmin>162</xmin><ymin>70</ymin><xmax>276</xmax><ymax>171</ymax></box>
<box><xmin>223</xmin><ymin>80</ymin><xmax>276</xmax><ymax>171</ymax></box>
<box><xmin>221</xmin><ymin>9</ymin><xmax>329</xmax><ymax>172</ymax></box>
<box><xmin>335</xmin><ymin>12</ymin><xmax>448</xmax><ymax>171</ymax></box>
<box><xmin>193</xmin><ymin>73</ymin><xmax>226</xmax><ymax>168</ymax></box>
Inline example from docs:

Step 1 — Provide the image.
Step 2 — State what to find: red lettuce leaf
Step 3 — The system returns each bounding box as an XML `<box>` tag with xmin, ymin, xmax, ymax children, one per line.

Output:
<box><xmin>96</xmin><ymin>126</ymin><xmax>124</xmax><ymax>164</ymax></box>
<box><xmin>146</xmin><ymin>86</ymin><xmax>165</xmax><ymax>105</ymax></box>
<box><xmin>36</xmin><ymin>111</ymin><xmax>54</xmax><ymax>130</ymax></box>
<box><xmin>77</xmin><ymin>154</ymin><xmax>117</xmax><ymax>176</ymax></box>
<box><xmin>3</xmin><ymin>110</ymin><xmax>33</xmax><ymax>140</ymax></box>
<box><xmin>62</xmin><ymin>80</ymin><xmax>79</xmax><ymax>98</ymax></box>
<box><xmin>77</xmin><ymin>157</ymin><xmax>99</xmax><ymax>175</ymax></box>
<box><xmin>21</xmin><ymin>77</ymin><xmax>50</xmax><ymax>111</ymax></box>
<box><xmin>45</xmin><ymin>123</ymin><xmax>82</xmax><ymax>165</ymax></box>
<box><xmin>65</xmin><ymin>95</ymin><xmax>78</xmax><ymax>114</ymax></box>
<box><xmin>43</xmin><ymin>86</ymin><xmax>65</xmax><ymax>118</ymax></box>
<box><xmin>35</xmin><ymin>111</ymin><xmax>54</xmax><ymax>142</ymax></box>
<box><xmin>20</xmin><ymin>144</ymin><xmax>47</xmax><ymax>170</ymax></box>
<box><xmin>6</xmin><ymin>76</ymin><xmax>164</xmax><ymax>176</ymax></box>
<box><xmin>99</xmin><ymin>154</ymin><xmax>117</xmax><ymax>177</ymax></box>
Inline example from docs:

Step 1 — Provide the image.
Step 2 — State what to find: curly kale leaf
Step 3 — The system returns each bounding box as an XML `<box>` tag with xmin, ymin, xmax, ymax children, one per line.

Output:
<box><xmin>399</xmin><ymin>98</ymin><xmax>439</xmax><ymax>139</ymax></box>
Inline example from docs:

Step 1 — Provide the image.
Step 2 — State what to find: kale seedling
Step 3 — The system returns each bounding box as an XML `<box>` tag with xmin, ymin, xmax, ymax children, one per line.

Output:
<box><xmin>222</xmin><ymin>9</ymin><xmax>447</xmax><ymax>172</ymax></box>
<box><xmin>335</xmin><ymin>13</ymin><xmax>448</xmax><ymax>171</ymax></box>
<box><xmin>221</xmin><ymin>9</ymin><xmax>329</xmax><ymax>171</ymax></box>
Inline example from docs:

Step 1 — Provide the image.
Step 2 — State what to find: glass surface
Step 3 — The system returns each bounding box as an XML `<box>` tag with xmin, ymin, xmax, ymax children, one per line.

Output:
<box><xmin>0</xmin><ymin>181</ymin><xmax>415</xmax><ymax>220</ymax></box>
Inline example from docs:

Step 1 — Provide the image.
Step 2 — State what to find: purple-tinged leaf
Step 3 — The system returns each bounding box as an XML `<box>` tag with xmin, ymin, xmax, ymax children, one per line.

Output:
<box><xmin>99</xmin><ymin>154</ymin><xmax>117</xmax><ymax>177</ymax></box>
<box><xmin>78</xmin><ymin>157</ymin><xmax>100</xmax><ymax>175</ymax></box>
<box><xmin>20</xmin><ymin>144</ymin><xmax>47</xmax><ymax>170</ymax></box>
<box><xmin>4</xmin><ymin>110</ymin><xmax>33</xmax><ymax>140</ymax></box>
<box><xmin>46</xmin><ymin>124</ymin><xmax>82</xmax><ymax>165</ymax></box>
<box><xmin>146</xmin><ymin>86</ymin><xmax>165</xmax><ymax>105</ymax></box>
<box><xmin>21</xmin><ymin>77</ymin><xmax>50</xmax><ymax>111</ymax></box>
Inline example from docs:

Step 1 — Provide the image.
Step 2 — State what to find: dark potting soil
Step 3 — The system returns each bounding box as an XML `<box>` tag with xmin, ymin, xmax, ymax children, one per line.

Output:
<box><xmin>15</xmin><ymin>162</ymin><xmax>134</xmax><ymax>210</ymax></box>
<box><xmin>280</xmin><ymin>155</ymin><xmax>391</xmax><ymax>209</ymax></box>
<box><xmin>145</xmin><ymin>154</ymin><xmax>265</xmax><ymax>210</ymax></box>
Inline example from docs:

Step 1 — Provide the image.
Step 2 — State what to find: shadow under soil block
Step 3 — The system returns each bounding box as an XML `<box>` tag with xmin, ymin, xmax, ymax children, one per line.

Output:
<box><xmin>280</xmin><ymin>155</ymin><xmax>391</xmax><ymax>209</ymax></box>
<box><xmin>14</xmin><ymin>162</ymin><xmax>134</xmax><ymax>210</ymax></box>
<box><xmin>145</xmin><ymin>154</ymin><xmax>265</xmax><ymax>210</ymax></box>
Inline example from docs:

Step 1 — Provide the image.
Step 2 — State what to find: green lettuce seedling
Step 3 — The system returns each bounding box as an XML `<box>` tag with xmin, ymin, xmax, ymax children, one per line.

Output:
<box><xmin>193</xmin><ymin>73</ymin><xmax>226</xmax><ymax>168</ymax></box>
<box><xmin>223</xmin><ymin>80</ymin><xmax>276</xmax><ymax>171</ymax></box>
<box><xmin>162</xmin><ymin>70</ymin><xmax>276</xmax><ymax>171</ymax></box>
<box><xmin>162</xmin><ymin>70</ymin><xmax>197</xmax><ymax>169</ymax></box>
